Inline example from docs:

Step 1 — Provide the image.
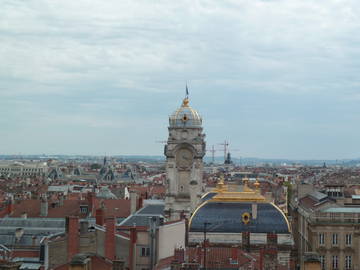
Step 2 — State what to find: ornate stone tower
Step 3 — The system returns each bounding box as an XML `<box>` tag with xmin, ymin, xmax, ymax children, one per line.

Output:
<box><xmin>164</xmin><ymin>95</ymin><xmax>206</xmax><ymax>221</ymax></box>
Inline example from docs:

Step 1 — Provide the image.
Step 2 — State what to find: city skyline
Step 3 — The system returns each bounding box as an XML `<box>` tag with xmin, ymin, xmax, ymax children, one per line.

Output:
<box><xmin>1</xmin><ymin>0</ymin><xmax>360</xmax><ymax>159</ymax></box>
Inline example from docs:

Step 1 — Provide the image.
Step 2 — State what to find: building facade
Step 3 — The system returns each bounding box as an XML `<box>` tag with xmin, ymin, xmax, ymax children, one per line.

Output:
<box><xmin>291</xmin><ymin>185</ymin><xmax>360</xmax><ymax>270</ymax></box>
<box><xmin>0</xmin><ymin>161</ymin><xmax>48</xmax><ymax>178</ymax></box>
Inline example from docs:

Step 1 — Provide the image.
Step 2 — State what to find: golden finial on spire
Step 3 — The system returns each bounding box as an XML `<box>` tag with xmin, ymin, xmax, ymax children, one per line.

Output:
<box><xmin>182</xmin><ymin>84</ymin><xmax>190</xmax><ymax>107</ymax></box>
<box><xmin>182</xmin><ymin>98</ymin><xmax>189</xmax><ymax>107</ymax></box>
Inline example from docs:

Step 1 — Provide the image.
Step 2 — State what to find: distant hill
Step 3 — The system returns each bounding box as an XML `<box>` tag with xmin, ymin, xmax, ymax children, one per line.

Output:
<box><xmin>1</xmin><ymin>154</ymin><xmax>359</xmax><ymax>167</ymax></box>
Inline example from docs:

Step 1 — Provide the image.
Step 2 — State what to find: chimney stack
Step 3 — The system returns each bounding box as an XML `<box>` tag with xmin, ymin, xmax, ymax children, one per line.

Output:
<box><xmin>130</xmin><ymin>191</ymin><xmax>138</xmax><ymax>214</ymax></box>
<box><xmin>40</xmin><ymin>195</ymin><xmax>48</xmax><ymax>217</ymax></box>
<box><xmin>105</xmin><ymin>217</ymin><xmax>116</xmax><ymax>260</ymax></box>
<box><xmin>59</xmin><ymin>193</ymin><xmax>64</xmax><ymax>206</ymax></box>
<box><xmin>95</xmin><ymin>208</ymin><xmax>105</xmax><ymax>226</ymax></box>
<box><xmin>15</xmin><ymin>228</ymin><xmax>24</xmax><ymax>243</ymax></box>
<box><xmin>87</xmin><ymin>192</ymin><xmax>96</xmax><ymax>216</ymax></box>
<box><xmin>129</xmin><ymin>227</ymin><xmax>137</xmax><ymax>270</ymax></box>
<box><xmin>66</xmin><ymin>216</ymin><xmax>79</xmax><ymax>261</ymax></box>
<box><xmin>138</xmin><ymin>196</ymin><xmax>143</xmax><ymax>210</ymax></box>
<box><xmin>7</xmin><ymin>199</ymin><xmax>14</xmax><ymax>216</ymax></box>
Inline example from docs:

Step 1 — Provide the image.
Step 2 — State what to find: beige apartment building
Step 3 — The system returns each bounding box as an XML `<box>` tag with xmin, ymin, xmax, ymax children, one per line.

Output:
<box><xmin>0</xmin><ymin>161</ymin><xmax>48</xmax><ymax>177</ymax></box>
<box><xmin>291</xmin><ymin>184</ymin><xmax>360</xmax><ymax>270</ymax></box>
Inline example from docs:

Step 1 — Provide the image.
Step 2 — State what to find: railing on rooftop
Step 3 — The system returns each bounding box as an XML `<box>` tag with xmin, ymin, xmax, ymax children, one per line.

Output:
<box><xmin>309</xmin><ymin>212</ymin><xmax>360</xmax><ymax>225</ymax></box>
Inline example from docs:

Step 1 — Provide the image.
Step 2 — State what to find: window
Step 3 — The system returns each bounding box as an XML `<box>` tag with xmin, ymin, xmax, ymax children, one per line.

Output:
<box><xmin>332</xmin><ymin>233</ymin><xmax>338</xmax><ymax>245</ymax></box>
<box><xmin>345</xmin><ymin>234</ymin><xmax>352</xmax><ymax>246</ymax></box>
<box><xmin>345</xmin><ymin>256</ymin><xmax>352</xmax><ymax>269</ymax></box>
<box><xmin>319</xmin><ymin>233</ymin><xmax>325</xmax><ymax>245</ymax></box>
<box><xmin>80</xmin><ymin>206</ymin><xmax>88</xmax><ymax>214</ymax></box>
<box><xmin>141</xmin><ymin>247</ymin><xmax>150</xmax><ymax>257</ymax></box>
<box><xmin>319</xmin><ymin>255</ymin><xmax>325</xmax><ymax>270</ymax></box>
<box><xmin>332</xmin><ymin>255</ymin><xmax>338</xmax><ymax>269</ymax></box>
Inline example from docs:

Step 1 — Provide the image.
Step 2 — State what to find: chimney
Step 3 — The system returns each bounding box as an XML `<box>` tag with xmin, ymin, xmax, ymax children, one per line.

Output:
<box><xmin>87</xmin><ymin>192</ymin><xmax>96</xmax><ymax>216</ymax></box>
<box><xmin>32</xmin><ymin>235</ymin><xmax>37</xmax><ymax>246</ymax></box>
<box><xmin>79</xmin><ymin>220</ymin><xmax>89</xmax><ymax>234</ymax></box>
<box><xmin>259</xmin><ymin>248</ymin><xmax>264</xmax><ymax>270</ymax></box>
<box><xmin>40</xmin><ymin>195</ymin><xmax>48</xmax><ymax>217</ymax></box>
<box><xmin>59</xmin><ymin>193</ymin><xmax>64</xmax><ymax>206</ymax></box>
<box><xmin>252</xmin><ymin>203</ymin><xmax>257</xmax><ymax>219</ymax></box>
<box><xmin>95</xmin><ymin>208</ymin><xmax>105</xmax><ymax>226</ymax></box>
<box><xmin>130</xmin><ymin>191</ymin><xmax>138</xmax><ymax>214</ymax></box>
<box><xmin>138</xmin><ymin>196</ymin><xmax>143</xmax><ymax>211</ymax></box>
<box><xmin>15</xmin><ymin>228</ymin><xmax>24</xmax><ymax>242</ymax></box>
<box><xmin>231</xmin><ymin>246</ymin><xmax>238</xmax><ymax>261</ymax></box>
<box><xmin>105</xmin><ymin>217</ymin><xmax>116</xmax><ymax>260</ymax></box>
<box><xmin>242</xmin><ymin>231</ymin><xmax>250</xmax><ymax>252</ymax></box>
<box><xmin>129</xmin><ymin>227</ymin><xmax>137</xmax><ymax>270</ymax></box>
<box><xmin>7</xmin><ymin>199</ymin><xmax>14</xmax><ymax>215</ymax></box>
<box><xmin>267</xmin><ymin>233</ymin><xmax>278</xmax><ymax>245</ymax></box>
<box><xmin>66</xmin><ymin>216</ymin><xmax>79</xmax><ymax>261</ymax></box>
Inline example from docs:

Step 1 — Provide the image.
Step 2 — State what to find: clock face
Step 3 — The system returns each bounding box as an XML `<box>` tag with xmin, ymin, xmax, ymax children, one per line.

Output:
<box><xmin>176</xmin><ymin>148</ymin><xmax>193</xmax><ymax>169</ymax></box>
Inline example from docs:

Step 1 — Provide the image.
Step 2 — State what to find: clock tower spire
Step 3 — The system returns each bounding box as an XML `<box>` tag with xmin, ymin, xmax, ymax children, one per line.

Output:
<box><xmin>164</xmin><ymin>91</ymin><xmax>206</xmax><ymax>221</ymax></box>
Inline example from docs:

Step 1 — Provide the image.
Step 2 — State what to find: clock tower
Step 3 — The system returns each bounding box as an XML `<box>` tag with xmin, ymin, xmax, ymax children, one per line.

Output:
<box><xmin>164</xmin><ymin>94</ymin><xmax>206</xmax><ymax>221</ymax></box>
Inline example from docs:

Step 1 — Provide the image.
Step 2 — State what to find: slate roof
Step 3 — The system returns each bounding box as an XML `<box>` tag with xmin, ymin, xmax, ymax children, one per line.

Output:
<box><xmin>0</xmin><ymin>218</ymin><xmax>65</xmax><ymax>228</ymax></box>
<box><xmin>137</xmin><ymin>204</ymin><xmax>164</xmax><ymax>215</ymax></box>
<box><xmin>309</xmin><ymin>191</ymin><xmax>328</xmax><ymax>201</ymax></box>
<box><xmin>8</xmin><ymin>198</ymin><xmax>130</xmax><ymax>219</ymax></box>
<box><xmin>200</xmin><ymin>192</ymin><xmax>217</xmax><ymax>202</ymax></box>
<box><xmin>119</xmin><ymin>201</ymin><xmax>164</xmax><ymax>227</ymax></box>
<box><xmin>189</xmin><ymin>202</ymin><xmax>290</xmax><ymax>234</ymax></box>
<box><xmin>0</xmin><ymin>218</ymin><xmax>65</xmax><ymax>246</ymax></box>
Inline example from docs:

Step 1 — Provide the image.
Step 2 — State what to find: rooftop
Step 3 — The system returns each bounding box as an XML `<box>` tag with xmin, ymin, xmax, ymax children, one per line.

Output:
<box><xmin>322</xmin><ymin>207</ymin><xmax>360</xmax><ymax>213</ymax></box>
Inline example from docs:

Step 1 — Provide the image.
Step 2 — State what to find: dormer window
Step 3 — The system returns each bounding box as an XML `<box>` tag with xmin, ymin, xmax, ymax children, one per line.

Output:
<box><xmin>80</xmin><ymin>205</ymin><xmax>88</xmax><ymax>214</ymax></box>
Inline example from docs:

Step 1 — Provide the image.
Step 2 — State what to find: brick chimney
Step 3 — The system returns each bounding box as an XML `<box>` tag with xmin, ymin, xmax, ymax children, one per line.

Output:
<box><xmin>231</xmin><ymin>246</ymin><xmax>238</xmax><ymax>261</ymax></box>
<box><xmin>129</xmin><ymin>227</ymin><xmax>137</xmax><ymax>270</ymax></box>
<box><xmin>66</xmin><ymin>216</ymin><xmax>79</xmax><ymax>261</ymax></box>
<box><xmin>105</xmin><ymin>217</ymin><xmax>116</xmax><ymax>260</ymax></box>
<box><xmin>7</xmin><ymin>199</ymin><xmax>14</xmax><ymax>216</ymax></box>
<box><xmin>95</xmin><ymin>208</ymin><xmax>105</xmax><ymax>226</ymax></box>
<box><xmin>242</xmin><ymin>231</ymin><xmax>250</xmax><ymax>252</ymax></box>
<box><xmin>138</xmin><ymin>196</ymin><xmax>143</xmax><ymax>210</ymax></box>
<box><xmin>130</xmin><ymin>191</ymin><xmax>137</xmax><ymax>214</ymax></box>
<box><xmin>87</xmin><ymin>192</ymin><xmax>96</xmax><ymax>216</ymax></box>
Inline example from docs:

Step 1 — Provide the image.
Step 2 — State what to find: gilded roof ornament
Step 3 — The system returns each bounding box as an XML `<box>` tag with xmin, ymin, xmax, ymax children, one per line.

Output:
<box><xmin>182</xmin><ymin>97</ymin><xmax>190</xmax><ymax>107</ymax></box>
<box><xmin>254</xmin><ymin>179</ymin><xmax>261</xmax><ymax>193</ymax></box>
<box><xmin>209</xmin><ymin>175</ymin><xmax>266</xmax><ymax>202</ymax></box>
<box><xmin>214</xmin><ymin>175</ymin><xmax>227</xmax><ymax>193</ymax></box>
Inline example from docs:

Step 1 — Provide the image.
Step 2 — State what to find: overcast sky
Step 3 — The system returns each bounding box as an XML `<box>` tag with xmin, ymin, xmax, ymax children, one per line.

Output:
<box><xmin>1</xmin><ymin>0</ymin><xmax>360</xmax><ymax>159</ymax></box>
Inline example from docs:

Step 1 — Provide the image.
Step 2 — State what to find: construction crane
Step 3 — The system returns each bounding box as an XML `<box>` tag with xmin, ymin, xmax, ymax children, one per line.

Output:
<box><xmin>218</xmin><ymin>140</ymin><xmax>229</xmax><ymax>162</ymax></box>
<box><xmin>206</xmin><ymin>145</ymin><xmax>218</xmax><ymax>164</ymax></box>
<box><xmin>218</xmin><ymin>140</ymin><xmax>241</xmax><ymax>163</ymax></box>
